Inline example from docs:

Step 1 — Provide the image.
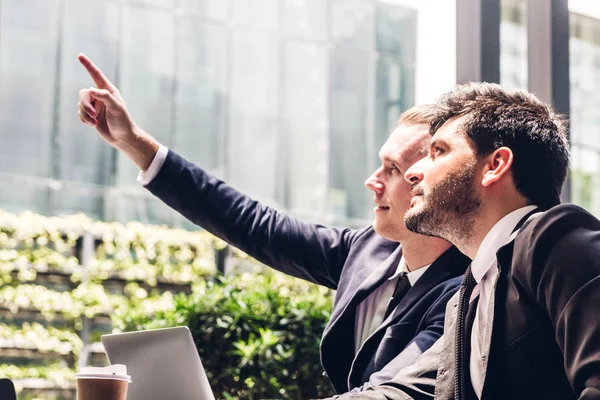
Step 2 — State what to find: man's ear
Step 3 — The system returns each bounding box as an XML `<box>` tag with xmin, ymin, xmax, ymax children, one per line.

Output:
<box><xmin>481</xmin><ymin>147</ymin><xmax>513</xmax><ymax>187</ymax></box>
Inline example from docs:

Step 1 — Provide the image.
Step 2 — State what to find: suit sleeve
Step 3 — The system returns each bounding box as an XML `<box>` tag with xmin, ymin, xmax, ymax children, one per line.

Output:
<box><xmin>519</xmin><ymin>206</ymin><xmax>600</xmax><ymax>399</ymax></box>
<box><xmin>350</xmin><ymin>279</ymin><xmax>460</xmax><ymax>392</ymax></box>
<box><xmin>144</xmin><ymin>149</ymin><xmax>364</xmax><ymax>289</ymax></box>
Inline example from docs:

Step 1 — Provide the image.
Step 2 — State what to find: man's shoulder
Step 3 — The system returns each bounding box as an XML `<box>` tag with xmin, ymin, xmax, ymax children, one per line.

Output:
<box><xmin>350</xmin><ymin>226</ymin><xmax>400</xmax><ymax>251</ymax></box>
<box><xmin>509</xmin><ymin>204</ymin><xmax>600</xmax><ymax>277</ymax></box>
<box><xmin>519</xmin><ymin>203</ymin><xmax>600</xmax><ymax>243</ymax></box>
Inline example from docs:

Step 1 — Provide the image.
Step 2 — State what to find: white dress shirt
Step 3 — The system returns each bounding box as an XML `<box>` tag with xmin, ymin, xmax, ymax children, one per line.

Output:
<box><xmin>354</xmin><ymin>257</ymin><xmax>430</xmax><ymax>354</ymax></box>
<box><xmin>469</xmin><ymin>205</ymin><xmax>538</xmax><ymax>398</ymax></box>
<box><xmin>139</xmin><ymin>148</ymin><xmax>432</xmax><ymax>357</ymax></box>
<box><xmin>138</xmin><ymin>145</ymin><xmax>169</xmax><ymax>185</ymax></box>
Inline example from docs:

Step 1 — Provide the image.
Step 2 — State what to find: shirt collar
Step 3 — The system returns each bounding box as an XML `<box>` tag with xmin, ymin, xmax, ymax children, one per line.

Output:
<box><xmin>390</xmin><ymin>256</ymin><xmax>431</xmax><ymax>286</ymax></box>
<box><xmin>471</xmin><ymin>205</ymin><xmax>538</xmax><ymax>283</ymax></box>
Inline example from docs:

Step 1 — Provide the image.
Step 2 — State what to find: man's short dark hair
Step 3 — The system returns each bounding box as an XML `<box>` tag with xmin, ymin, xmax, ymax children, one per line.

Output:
<box><xmin>430</xmin><ymin>82</ymin><xmax>569</xmax><ymax>209</ymax></box>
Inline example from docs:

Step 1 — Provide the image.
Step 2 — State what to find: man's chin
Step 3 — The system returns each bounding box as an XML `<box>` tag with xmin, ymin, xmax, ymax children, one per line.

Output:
<box><xmin>409</xmin><ymin>195</ymin><xmax>423</xmax><ymax>208</ymax></box>
<box><xmin>404</xmin><ymin>207</ymin><xmax>432</xmax><ymax>236</ymax></box>
<box><xmin>372</xmin><ymin>218</ymin><xmax>384</xmax><ymax>235</ymax></box>
<box><xmin>406</xmin><ymin>201</ymin><xmax>423</xmax><ymax>216</ymax></box>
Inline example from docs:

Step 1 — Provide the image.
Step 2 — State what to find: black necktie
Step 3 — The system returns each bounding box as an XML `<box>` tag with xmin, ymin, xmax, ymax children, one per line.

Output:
<box><xmin>383</xmin><ymin>272</ymin><xmax>411</xmax><ymax>319</ymax></box>
<box><xmin>455</xmin><ymin>266</ymin><xmax>477</xmax><ymax>400</ymax></box>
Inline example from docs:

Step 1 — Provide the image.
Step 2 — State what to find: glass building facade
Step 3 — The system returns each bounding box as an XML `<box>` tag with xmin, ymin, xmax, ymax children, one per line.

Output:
<box><xmin>499</xmin><ymin>0</ymin><xmax>600</xmax><ymax>216</ymax></box>
<box><xmin>10</xmin><ymin>0</ymin><xmax>600</xmax><ymax>228</ymax></box>
<box><xmin>0</xmin><ymin>0</ymin><xmax>450</xmax><ymax>229</ymax></box>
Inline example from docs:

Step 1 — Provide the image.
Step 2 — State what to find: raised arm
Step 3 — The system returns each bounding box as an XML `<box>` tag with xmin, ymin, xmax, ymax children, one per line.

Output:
<box><xmin>77</xmin><ymin>54</ymin><xmax>362</xmax><ymax>288</ymax></box>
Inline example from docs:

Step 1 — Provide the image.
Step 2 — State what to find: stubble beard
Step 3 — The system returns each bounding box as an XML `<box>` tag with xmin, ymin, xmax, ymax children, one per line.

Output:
<box><xmin>404</xmin><ymin>161</ymin><xmax>480</xmax><ymax>244</ymax></box>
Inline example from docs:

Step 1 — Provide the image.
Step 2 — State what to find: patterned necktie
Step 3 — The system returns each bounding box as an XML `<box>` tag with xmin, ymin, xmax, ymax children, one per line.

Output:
<box><xmin>455</xmin><ymin>265</ymin><xmax>477</xmax><ymax>400</ymax></box>
<box><xmin>383</xmin><ymin>272</ymin><xmax>411</xmax><ymax>320</ymax></box>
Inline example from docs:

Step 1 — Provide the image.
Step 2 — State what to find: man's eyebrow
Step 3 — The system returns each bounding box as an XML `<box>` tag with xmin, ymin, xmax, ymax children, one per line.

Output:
<box><xmin>431</xmin><ymin>138</ymin><xmax>449</xmax><ymax>148</ymax></box>
<box><xmin>379</xmin><ymin>150</ymin><xmax>395</xmax><ymax>162</ymax></box>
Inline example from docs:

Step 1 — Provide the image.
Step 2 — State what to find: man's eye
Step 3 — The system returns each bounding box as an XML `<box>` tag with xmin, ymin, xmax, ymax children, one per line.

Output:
<box><xmin>431</xmin><ymin>146</ymin><xmax>444</xmax><ymax>158</ymax></box>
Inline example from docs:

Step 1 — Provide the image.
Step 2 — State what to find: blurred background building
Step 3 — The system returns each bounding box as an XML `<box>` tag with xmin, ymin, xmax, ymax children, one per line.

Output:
<box><xmin>0</xmin><ymin>0</ymin><xmax>596</xmax><ymax>228</ymax></box>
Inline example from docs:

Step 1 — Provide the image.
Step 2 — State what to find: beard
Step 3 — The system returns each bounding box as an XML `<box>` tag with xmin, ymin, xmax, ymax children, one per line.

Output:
<box><xmin>404</xmin><ymin>161</ymin><xmax>480</xmax><ymax>242</ymax></box>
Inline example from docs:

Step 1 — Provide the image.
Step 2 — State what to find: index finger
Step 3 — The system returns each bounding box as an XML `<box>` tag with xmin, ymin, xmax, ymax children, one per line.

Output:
<box><xmin>78</xmin><ymin>53</ymin><xmax>116</xmax><ymax>91</ymax></box>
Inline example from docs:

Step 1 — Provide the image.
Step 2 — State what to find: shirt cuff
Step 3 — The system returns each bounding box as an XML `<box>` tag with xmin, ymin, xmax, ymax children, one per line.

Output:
<box><xmin>137</xmin><ymin>145</ymin><xmax>169</xmax><ymax>186</ymax></box>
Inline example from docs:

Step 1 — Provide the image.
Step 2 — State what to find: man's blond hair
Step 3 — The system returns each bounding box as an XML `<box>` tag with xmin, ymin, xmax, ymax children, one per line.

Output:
<box><xmin>395</xmin><ymin>103</ymin><xmax>437</xmax><ymax>127</ymax></box>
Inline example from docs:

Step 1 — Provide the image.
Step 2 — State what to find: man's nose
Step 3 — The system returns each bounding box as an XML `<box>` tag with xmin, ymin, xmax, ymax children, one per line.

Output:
<box><xmin>404</xmin><ymin>160</ymin><xmax>424</xmax><ymax>185</ymax></box>
<box><xmin>365</xmin><ymin>169</ymin><xmax>384</xmax><ymax>193</ymax></box>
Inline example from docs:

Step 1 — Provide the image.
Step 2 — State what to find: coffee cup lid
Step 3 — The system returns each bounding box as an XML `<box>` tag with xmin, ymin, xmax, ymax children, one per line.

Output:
<box><xmin>75</xmin><ymin>373</ymin><xmax>132</xmax><ymax>382</ymax></box>
<box><xmin>75</xmin><ymin>364</ymin><xmax>132</xmax><ymax>383</ymax></box>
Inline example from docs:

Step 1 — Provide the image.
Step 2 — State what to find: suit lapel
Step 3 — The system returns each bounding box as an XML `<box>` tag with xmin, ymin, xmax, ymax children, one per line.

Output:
<box><xmin>435</xmin><ymin>212</ymin><xmax>542</xmax><ymax>398</ymax></box>
<box><xmin>321</xmin><ymin>244</ymin><xmax>403</xmax><ymax>391</ymax></box>
<box><xmin>347</xmin><ymin>247</ymin><xmax>469</xmax><ymax>388</ymax></box>
<box><xmin>471</xmin><ymin>259</ymin><xmax>501</xmax><ymax>399</ymax></box>
<box><xmin>434</xmin><ymin>290</ymin><xmax>461</xmax><ymax>400</ymax></box>
<box><xmin>381</xmin><ymin>247</ymin><xmax>467</xmax><ymax>326</ymax></box>
<box><xmin>479</xmin><ymin>211</ymin><xmax>543</xmax><ymax>394</ymax></box>
<box><xmin>325</xmin><ymin>244</ymin><xmax>403</xmax><ymax>335</ymax></box>
<box><xmin>352</xmin><ymin>243</ymin><xmax>403</xmax><ymax>303</ymax></box>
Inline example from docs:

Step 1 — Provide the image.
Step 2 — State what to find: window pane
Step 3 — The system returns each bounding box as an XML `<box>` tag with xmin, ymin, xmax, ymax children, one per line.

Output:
<box><xmin>134</xmin><ymin>0</ymin><xmax>175</xmax><ymax>8</ymax></box>
<box><xmin>59</xmin><ymin>0</ymin><xmax>119</xmax><ymax>186</ymax></box>
<box><xmin>570</xmin><ymin>14</ymin><xmax>600</xmax><ymax>149</ymax></box>
<box><xmin>57</xmin><ymin>0</ymin><xmax>121</xmax><ymax>217</ymax></box>
<box><xmin>332</xmin><ymin>0</ymin><xmax>374</xmax><ymax>51</ymax></box>
<box><xmin>117</xmin><ymin>3</ymin><xmax>175</xmax><ymax>188</ymax></box>
<box><xmin>173</xmin><ymin>17</ymin><xmax>227</xmax><ymax>172</ymax></box>
<box><xmin>500</xmin><ymin>0</ymin><xmax>527</xmax><ymax>90</ymax></box>
<box><xmin>232</xmin><ymin>0</ymin><xmax>279</xmax><ymax>31</ymax></box>
<box><xmin>228</xmin><ymin>28</ymin><xmax>280</xmax><ymax>202</ymax></box>
<box><xmin>0</xmin><ymin>0</ymin><xmax>61</xmax><ymax>213</ymax></box>
<box><xmin>569</xmin><ymin>12</ymin><xmax>600</xmax><ymax>214</ymax></box>
<box><xmin>110</xmin><ymin>3</ymin><xmax>174</xmax><ymax>224</ymax></box>
<box><xmin>571</xmin><ymin>145</ymin><xmax>600</xmax><ymax>216</ymax></box>
<box><xmin>180</xmin><ymin>0</ymin><xmax>229</xmax><ymax>21</ymax></box>
<box><xmin>375</xmin><ymin>3</ymin><xmax>416</xmax><ymax>58</ymax></box>
<box><xmin>282</xmin><ymin>0</ymin><xmax>328</xmax><ymax>41</ymax></box>
<box><xmin>374</xmin><ymin>55</ymin><xmax>416</xmax><ymax>167</ymax></box>
<box><xmin>105</xmin><ymin>190</ymin><xmax>177</xmax><ymax>225</ymax></box>
<box><xmin>282</xmin><ymin>40</ymin><xmax>329</xmax><ymax>216</ymax></box>
<box><xmin>329</xmin><ymin>46</ymin><xmax>370</xmax><ymax>223</ymax></box>
<box><xmin>52</xmin><ymin>184</ymin><xmax>106</xmax><ymax>220</ymax></box>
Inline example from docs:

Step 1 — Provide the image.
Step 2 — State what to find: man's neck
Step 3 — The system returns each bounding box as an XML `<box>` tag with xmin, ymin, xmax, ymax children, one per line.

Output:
<box><xmin>401</xmin><ymin>235</ymin><xmax>453</xmax><ymax>272</ymax></box>
<box><xmin>454</xmin><ymin>199</ymin><xmax>531</xmax><ymax>259</ymax></box>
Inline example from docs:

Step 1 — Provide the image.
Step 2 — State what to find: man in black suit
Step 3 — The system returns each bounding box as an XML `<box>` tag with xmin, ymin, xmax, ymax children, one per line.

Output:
<box><xmin>76</xmin><ymin>54</ymin><xmax>469</xmax><ymax>393</ymax></box>
<box><xmin>328</xmin><ymin>83</ymin><xmax>600</xmax><ymax>399</ymax></box>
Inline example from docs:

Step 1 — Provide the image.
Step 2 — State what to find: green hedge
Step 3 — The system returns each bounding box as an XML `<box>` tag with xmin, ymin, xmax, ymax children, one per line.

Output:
<box><xmin>112</xmin><ymin>273</ymin><xmax>337</xmax><ymax>399</ymax></box>
<box><xmin>0</xmin><ymin>209</ymin><xmax>337</xmax><ymax>399</ymax></box>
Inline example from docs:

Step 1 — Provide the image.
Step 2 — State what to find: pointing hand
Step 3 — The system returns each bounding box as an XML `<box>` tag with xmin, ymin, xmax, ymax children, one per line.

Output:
<box><xmin>77</xmin><ymin>53</ymin><xmax>138</xmax><ymax>149</ymax></box>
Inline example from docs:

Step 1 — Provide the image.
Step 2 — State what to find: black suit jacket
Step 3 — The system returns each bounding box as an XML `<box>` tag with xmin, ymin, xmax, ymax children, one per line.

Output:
<box><xmin>481</xmin><ymin>204</ymin><xmax>600</xmax><ymax>399</ymax></box>
<box><xmin>145</xmin><ymin>150</ymin><xmax>469</xmax><ymax>393</ymax></box>
<box><xmin>331</xmin><ymin>204</ymin><xmax>600</xmax><ymax>399</ymax></box>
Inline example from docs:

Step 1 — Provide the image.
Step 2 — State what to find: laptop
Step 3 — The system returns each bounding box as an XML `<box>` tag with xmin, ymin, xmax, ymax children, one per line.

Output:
<box><xmin>102</xmin><ymin>326</ymin><xmax>215</xmax><ymax>400</ymax></box>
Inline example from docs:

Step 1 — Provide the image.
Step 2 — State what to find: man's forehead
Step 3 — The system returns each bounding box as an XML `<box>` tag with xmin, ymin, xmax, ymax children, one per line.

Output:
<box><xmin>390</xmin><ymin>124</ymin><xmax>430</xmax><ymax>146</ymax></box>
<box><xmin>431</xmin><ymin>117</ymin><xmax>466</xmax><ymax>143</ymax></box>
<box><xmin>380</xmin><ymin>123</ymin><xmax>430</xmax><ymax>160</ymax></box>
